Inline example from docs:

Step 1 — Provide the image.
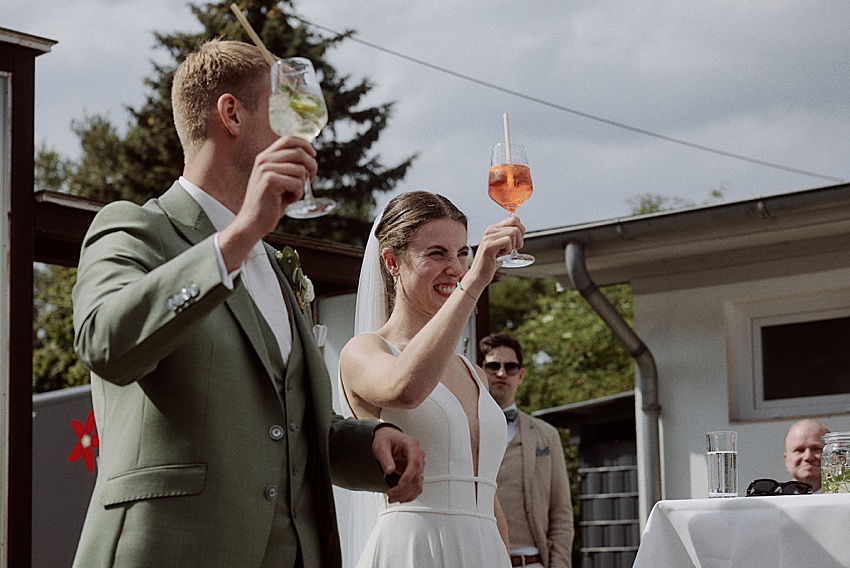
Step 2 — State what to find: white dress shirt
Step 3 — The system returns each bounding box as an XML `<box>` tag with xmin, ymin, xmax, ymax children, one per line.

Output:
<box><xmin>179</xmin><ymin>177</ymin><xmax>292</xmax><ymax>364</ymax></box>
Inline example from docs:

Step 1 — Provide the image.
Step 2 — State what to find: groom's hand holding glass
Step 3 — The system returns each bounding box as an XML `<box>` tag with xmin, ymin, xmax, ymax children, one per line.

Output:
<box><xmin>218</xmin><ymin>135</ymin><xmax>317</xmax><ymax>273</ymax></box>
<box><xmin>270</xmin><ymin>57</ymin><xmax>335</xmax><ymax>218</ymax></box>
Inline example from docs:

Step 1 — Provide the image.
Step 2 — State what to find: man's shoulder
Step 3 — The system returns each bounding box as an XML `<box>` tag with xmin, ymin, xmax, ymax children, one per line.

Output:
<box><xmin>92</xmin><ymin>182</ymin><xmax>180</xmax><ymax>219</ymax></box>
<box><xmin>93</xmin><ymin>197</ymin><xmax>164</xmax><ymax>224</ymax></box>
<box><xmin>519</xmin><ymin>411</ymin><xmax>560</xmax><ymax>436</ymax></box>
<box><xmin>80</xmin><ymin>198</ymin><xmax>181</xmax><ymax>261</ymax></box>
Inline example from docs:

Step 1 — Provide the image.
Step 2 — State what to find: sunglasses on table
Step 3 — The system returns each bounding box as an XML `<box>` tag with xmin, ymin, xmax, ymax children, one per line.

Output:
<box><xmin>745</xmin><ymin>478</ymin><xmax>813</xmax><ymax>496</ymax></box>
<box><xmin>483</xmin><ymin>362</ymin><xmax>521</xmax><ymax>375</ymax></box>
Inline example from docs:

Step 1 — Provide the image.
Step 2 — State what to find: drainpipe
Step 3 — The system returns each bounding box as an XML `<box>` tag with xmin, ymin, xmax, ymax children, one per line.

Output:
<box><xmin>565</xmin><ymin>241</ymin><xmax>662</xmax><ymax>530</ymax></box>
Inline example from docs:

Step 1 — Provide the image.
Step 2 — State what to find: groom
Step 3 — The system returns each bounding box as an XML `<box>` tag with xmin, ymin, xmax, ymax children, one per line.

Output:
<box><xmin>71</xmin><ymin>40</ymin><xmax>424</xmax><ymax>568</ymax></box>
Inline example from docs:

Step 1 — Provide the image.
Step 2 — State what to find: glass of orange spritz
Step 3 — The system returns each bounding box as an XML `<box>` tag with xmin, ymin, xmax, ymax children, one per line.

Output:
<box><xmin>488</xmin><ymin>141</ymin><xmax>534</xmax><ymax>267</ymax></box>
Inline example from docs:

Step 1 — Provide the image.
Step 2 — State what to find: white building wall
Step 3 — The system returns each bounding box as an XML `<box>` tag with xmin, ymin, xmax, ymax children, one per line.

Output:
<box><xmin>316</xmin><ymin>292</ymin><xmax>361</xmax><ymax>560</ymax></box>
<box><xmin>315</xmin><ymin>292</ymin><xmax>356</xmax><ymax>413</ymax></box>
<box><xmin>633</xmin><ymin>265</ymin><xmax>850</xmax><ymax>500</ymax></box>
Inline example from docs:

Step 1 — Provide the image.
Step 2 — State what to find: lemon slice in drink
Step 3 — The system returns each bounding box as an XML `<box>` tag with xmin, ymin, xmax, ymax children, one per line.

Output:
<box><xmin>290</xmin><ymin>96</ymin><xmax>321</xmax><ymax>121</ymax></box>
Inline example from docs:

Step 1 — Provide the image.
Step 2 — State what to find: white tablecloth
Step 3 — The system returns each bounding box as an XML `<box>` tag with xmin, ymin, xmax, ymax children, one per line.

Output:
<box><xmin>632</xmin><ymin>493</ymin><xmax>850</xmax><ymax>568</ymax></box>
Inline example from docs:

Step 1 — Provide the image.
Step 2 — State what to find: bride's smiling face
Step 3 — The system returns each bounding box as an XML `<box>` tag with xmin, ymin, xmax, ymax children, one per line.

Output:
<box><xmin>390</xmin><ymin>218</ymin><xmax>469</xmax><ymax>315</ymax></box>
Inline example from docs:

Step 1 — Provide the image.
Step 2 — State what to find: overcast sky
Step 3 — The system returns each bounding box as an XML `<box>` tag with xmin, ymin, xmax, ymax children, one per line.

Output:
<box><xmin>7</xmin><ymin>1</ymin><xmax>850</xmax><ymax>240</ymax></box>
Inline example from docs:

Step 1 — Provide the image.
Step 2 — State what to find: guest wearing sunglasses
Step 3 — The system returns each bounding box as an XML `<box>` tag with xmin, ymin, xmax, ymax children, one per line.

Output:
<box><xmin>783</xmin><ymin>418</ymin><xmax>830</xmax><ymax>493</ymax></box>
<box><xmin>479</xmin><ymin>333</ymin><xmax>574</xmax><ymax>568</ymax></box>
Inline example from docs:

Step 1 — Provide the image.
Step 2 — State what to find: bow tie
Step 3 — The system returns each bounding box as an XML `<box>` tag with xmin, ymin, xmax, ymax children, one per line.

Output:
<box><xmin>503</xmin><ymin>408</ymin><xmax>518</xmax><ymax>422</ymax></box>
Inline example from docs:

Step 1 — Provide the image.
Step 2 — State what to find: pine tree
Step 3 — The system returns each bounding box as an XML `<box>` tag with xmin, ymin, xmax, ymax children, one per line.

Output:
<box><xmin>65</xmin><ymin>0</ymin><xmax>414</xmax><ymax>244</ymax></box>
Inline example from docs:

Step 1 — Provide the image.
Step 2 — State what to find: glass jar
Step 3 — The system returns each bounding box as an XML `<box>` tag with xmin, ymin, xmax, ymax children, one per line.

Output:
<box><xmin>821</xmin><ymin>432</ymin><xmax>850</xmax><ymax>494</ymax></box>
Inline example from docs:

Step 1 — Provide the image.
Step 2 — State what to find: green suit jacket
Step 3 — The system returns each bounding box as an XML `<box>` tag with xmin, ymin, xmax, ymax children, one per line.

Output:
<box><xmin>72</xmin><ymin>183</ymin><xmax>386</xmax><ymax>567</ymax></box>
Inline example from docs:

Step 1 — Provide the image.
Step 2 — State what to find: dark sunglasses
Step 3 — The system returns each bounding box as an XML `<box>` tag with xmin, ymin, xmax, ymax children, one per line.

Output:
<box><xmin>483</xmin><ymin>362</ymin><xmax>521</xmax><ymax>375</ymax></box>
<box><xmin>746</xmin><ymin>478</ymin><xmax>813</xmax><ymax>496</ymax></box>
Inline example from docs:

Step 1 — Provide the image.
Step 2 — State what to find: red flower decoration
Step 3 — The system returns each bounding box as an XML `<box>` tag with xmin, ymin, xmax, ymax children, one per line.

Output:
<box><xmin>69</xmin><ymin>410</ymin><xmax>99</xmax><ymax>473</ymax></box>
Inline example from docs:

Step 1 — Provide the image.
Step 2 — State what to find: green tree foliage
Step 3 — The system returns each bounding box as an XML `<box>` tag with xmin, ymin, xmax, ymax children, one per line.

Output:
<box><xmin>487</xmin><ymin>276</ymin><xmax>634</xmax><ymax>412</ymax></box>
<box><xmin>487</xmin><ymin>275</ymin><xmax>557</xmax><ymax>331</ymax></box>
<box><xmin>33</xmin><ymin>265</ymin><xmax>89</xmax><ymax>392</ymax></box>
<box><xmin>34</xmin><ymin>142</ymin><xmax>71</xmax><ymax>192</ymax></box>
<box><xmin>65</xmin><ymin>116</ymin><xmax>126</xmax><ymax>202</ymax></box>
<box><xmin>33</xmin><ymin>145</ymin><xmax>86</xmax><ymax>394</ymax></box>
<box><xmin>512</xmin><ymin>284</ymin><xmax>635</xmax><ymax>410</ymax></box>
<box><xmin>628</xmin><ymin>187</ymin><xmax>724</xmax><ymax>215</ymax></box>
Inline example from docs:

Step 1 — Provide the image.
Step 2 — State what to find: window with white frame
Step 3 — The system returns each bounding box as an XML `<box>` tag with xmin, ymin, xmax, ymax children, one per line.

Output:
<box><xmin>727</xmin><ymin>288</ymin><xmax>850</xmax><ymax>421</ymax></box>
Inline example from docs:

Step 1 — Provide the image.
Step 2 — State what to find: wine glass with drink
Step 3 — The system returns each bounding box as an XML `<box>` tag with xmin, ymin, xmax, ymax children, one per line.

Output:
<box><xmin>488</xmin><ymin>141</ymin><xmax>534</xmax><ymax>267</ymax></box>
<box><xmin>269</xmin><ymin>57</ymin><xmax>335</xmax><ymax>218</ymax></box>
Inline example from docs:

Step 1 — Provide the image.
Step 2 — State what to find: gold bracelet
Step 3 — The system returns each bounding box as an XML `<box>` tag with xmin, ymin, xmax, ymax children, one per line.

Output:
<box><xmin>456</xmin><ymin>281</ymin><xmax>479</xmax><ymax>314</ymax></box>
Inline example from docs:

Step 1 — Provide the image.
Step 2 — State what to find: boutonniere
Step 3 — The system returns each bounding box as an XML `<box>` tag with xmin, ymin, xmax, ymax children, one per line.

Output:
<box><xmin>275</xmin><ymin>246</ymin><xmax>315</xmax><ymax>312</ymax></box>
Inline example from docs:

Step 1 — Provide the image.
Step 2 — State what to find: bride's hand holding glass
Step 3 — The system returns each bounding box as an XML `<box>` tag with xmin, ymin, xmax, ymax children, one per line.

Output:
<box><xmin>488</xmin><ymin>141</ymin><xmax>534</xmax><ymax>267</ymax></box>
<box><xmin>463</xmin><ymin>216</ymin><xmax>527</xmax><ymax>290</ymax></box>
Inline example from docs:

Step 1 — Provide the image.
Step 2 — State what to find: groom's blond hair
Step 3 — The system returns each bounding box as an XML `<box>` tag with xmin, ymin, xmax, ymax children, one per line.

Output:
<box><xmin>172</xmin><ymin>39</ymin><xmax>268</xmax><ymax>156</ymax></box>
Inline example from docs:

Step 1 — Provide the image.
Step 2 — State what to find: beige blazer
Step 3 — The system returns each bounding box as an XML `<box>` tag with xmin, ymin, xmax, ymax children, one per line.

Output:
<box><xmin>515</xmin><ymin>410</ymin><xmax>575</xmax><ymax>568</ymax></box>
<box><xmin>72</xmin><ymin>183</ymin><xmax>386</xmax><ymax>567</ymax></box>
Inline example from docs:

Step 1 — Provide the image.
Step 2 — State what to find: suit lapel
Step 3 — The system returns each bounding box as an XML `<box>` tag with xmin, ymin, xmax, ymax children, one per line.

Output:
<box><xmin>157</xmin><ymin>182</ymin><xmax>281</xmax><ymax>383</ymax></box>
<box><xmin>265</xmin><ymin>242</ymin><xmax>332</xmax><ymax>401</ymax></box>
<box><xmin>265</xmin><ymin>243</ymin><xmax>339</xmax><ymax>444</ymax></box>
<box><xmin>265</xmin><ymin>243</ymin><xmax>307</xmax><ymax>383</ymax></box>
<box><xmin>157</xmin><ymin>181</ymin><xmax>217</xmax><ymax>243</ymax></box>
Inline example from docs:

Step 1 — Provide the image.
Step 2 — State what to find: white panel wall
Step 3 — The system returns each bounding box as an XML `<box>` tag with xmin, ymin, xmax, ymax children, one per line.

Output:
<box><xmin>315</xmin><ymin>292</ymin><xmax>359</xmax><ymax>559</ymax></box>
<box><xmin>315</xmin><ymin>292</ymin><xmax>357</xmax><ymax>414</ymax></box>
<box><xmin>633</xmin><ymin>266</ymin><xmax>850</xmax><ymax>500</ymax></box>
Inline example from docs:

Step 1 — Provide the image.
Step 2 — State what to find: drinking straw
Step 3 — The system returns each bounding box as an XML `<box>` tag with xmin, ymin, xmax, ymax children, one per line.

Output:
<box><xmin>503</xmin><ymin>112</ymin><xmax>512</xmax><ymax>163</ymax></box>
<box><xmin>229</xmin><ymin>3</ymin><xmax>277</xmax><ymax>67</ymax></box>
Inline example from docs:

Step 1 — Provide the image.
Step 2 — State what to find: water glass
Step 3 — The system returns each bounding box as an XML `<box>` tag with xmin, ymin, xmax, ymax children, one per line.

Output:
<box><xmin>706</xmin><ymin>431</ymin><xmax>737</xmax><ymax>497</ymax></box>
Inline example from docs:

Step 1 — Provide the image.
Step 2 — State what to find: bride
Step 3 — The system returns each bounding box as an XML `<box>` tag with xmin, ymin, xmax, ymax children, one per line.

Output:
<box><xmin>338</xmin><ymin>191</ymin><xmax>526</xmax><ymax>567</ymax></box>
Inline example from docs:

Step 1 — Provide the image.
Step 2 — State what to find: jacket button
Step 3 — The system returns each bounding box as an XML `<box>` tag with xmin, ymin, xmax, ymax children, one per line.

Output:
<box><xmin>265</xmin><ymin>486</ymin><xmax>278</xmax><ymax>500</ymax></box>
<box><xmin>269</xmin><ymin>425</ymin><xmax>284</xmax><ymax>440</ymax></box>
<box><xmin>289</xmin><ymin>421</ymin><xmax>298</xmax><ymax>432</ymax></box>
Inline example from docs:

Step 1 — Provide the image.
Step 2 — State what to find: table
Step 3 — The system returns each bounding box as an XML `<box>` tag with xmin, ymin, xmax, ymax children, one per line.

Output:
<box><xmin>632</xmin><ymin>493</ymin><xmax>850</xmax><ymax>568</ymax></box>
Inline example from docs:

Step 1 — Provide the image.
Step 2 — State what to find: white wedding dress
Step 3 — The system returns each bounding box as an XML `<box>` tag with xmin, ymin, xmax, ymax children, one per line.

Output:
<box><xmin>340</xmin><ymin>207</ymin><xmax>508</xmax><ymax>567</ymax></box>
<box><xmin>354</xmin><ymin>337</ymin><xmax>510</xmax><ymax>568</ymax></box>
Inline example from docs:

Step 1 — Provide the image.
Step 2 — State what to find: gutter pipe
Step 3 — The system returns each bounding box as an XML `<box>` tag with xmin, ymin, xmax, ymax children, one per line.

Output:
<box><xmin>565</xmin><ymin>241</ymin><xmax>662</xmax><ymax>530</ymax></box>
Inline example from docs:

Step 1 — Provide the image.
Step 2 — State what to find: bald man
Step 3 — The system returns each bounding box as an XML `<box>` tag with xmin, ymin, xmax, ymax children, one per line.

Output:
<box><xmin>783</xmin><ymin>419</ymin><xmax>830</xmax><ymax>493</ymax></box>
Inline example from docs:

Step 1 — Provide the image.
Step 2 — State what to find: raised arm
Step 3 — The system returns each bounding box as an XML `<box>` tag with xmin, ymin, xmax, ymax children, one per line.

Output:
<box><xmin>72</xmin><ymin>201</ymin><xmax>235</xmax><ymax>386</ymax></box>
<box><xmin>340</xmin><ymin>216</ymin><xmax>525</xmax><ymax>416</ymax></box>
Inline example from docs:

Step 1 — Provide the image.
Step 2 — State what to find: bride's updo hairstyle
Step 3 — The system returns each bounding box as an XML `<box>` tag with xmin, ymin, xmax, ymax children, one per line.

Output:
<box><xmin>375</xmin><ymin>191</ymin><xmax>468</xmax><ymax>312</ymax></box>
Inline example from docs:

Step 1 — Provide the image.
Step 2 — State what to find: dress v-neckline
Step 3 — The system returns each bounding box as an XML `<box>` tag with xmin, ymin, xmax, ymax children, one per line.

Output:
<box><xmin>435</xmin><ymin>357</ymin><xmax>484</xmax><ymax>499</ymax></box>
<box><xmin>371</xmin><ymin>333</ymin><xmax>483</xmax><ymax>479</ymax></box>
<box><xmin>374</xmin><ymin>331</ymin><xmax>484</xmax><ymax>478</ymax></box>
